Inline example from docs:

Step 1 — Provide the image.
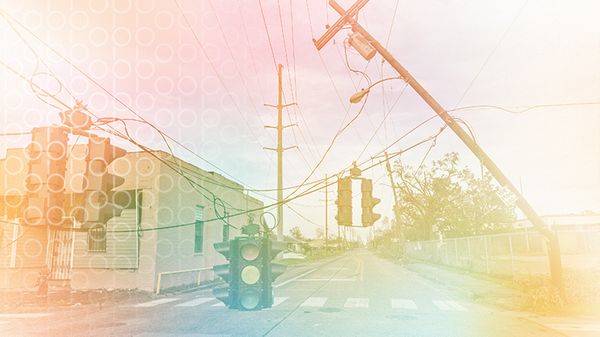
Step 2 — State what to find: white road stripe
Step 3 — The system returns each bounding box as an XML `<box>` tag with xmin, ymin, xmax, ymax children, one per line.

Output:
<box><xmin>391</xmin><ymin>299</ymin><xmax>417</xmax><ymax>310</ymax></box>
<box><xmin>446</xmin><ymin>301</ymin><xmax>467</xmax><ymax>311</ymax></box>
<box><xmin>0</xmin><ymin>313</ymin><xmax>51</xmax><ymax>319</ymax></box>
<box><xmin>433</xmin><ymin>300</ymin><xmax>466</xmax><ymax>311</ymax></box>
<box><xmin>212</xmin><ymin>302</ymin><xmax>225</xmax><ymax>307</ymax></box>
<box><xmin>344</xmin><ymin>298</ymin><xmax>369</xmax><ymax>308</ymax></box>
<box><xmin>134</xmin><ymin>298</ymin><xmax>180</xmax><ymax>307</ymax></box>
<box><xmin>300</xmin><ymin>297</ymin><xmax>328</xmax><ymax>307</ymax></box>
<box><xmin>175</xmin><ymin>297</ymin><xmax>214</xmax><ymax>307</ymax></box>
<box><xmin>298</xmin><ymin>278</ymin><xmax>356</xmax><ymax>282</ymax></box>
<box><xmin>433</xmin><ymin>300</ymin><xmax>451</xmax><ymax>311</ymax></box>
<box><xmin>273</xmin><ymin>297</ymin><xmax>288</xmax><ymax>307</ymax></box>
<box><xmin>273</xmin><ymin>268</ymin><xmax>318</xmax><ymax>288</ymax></box>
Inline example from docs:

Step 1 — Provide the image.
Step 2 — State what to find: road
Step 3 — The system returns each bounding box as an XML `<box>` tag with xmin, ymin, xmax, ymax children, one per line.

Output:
<box><xmin>0</xmin><ymin>249</ymin><xmax>574</xmax><ymax>336</ymax></box>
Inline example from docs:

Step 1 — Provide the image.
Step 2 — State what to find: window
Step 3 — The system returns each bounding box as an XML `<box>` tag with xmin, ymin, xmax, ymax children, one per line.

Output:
<box><xmin>88</xmin><ymin>224</ymin><xmax>106</xmax><ymax>252</ymax></box>
<box><xmin>194</xmin><ymin>205</ymin><xmax>204</xmax><ymax>253</ymax></box>
<box><xmin>222</xmin><ymin>211</ymin><xmax>230</xmax><ymax>242</ymax></box>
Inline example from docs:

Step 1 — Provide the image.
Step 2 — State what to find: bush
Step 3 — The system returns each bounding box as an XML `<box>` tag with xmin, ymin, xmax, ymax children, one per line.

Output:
<box><xmin>515</xmin><ymin>270</ymin><xmax>600</xmax><ymax>314</ymax></box>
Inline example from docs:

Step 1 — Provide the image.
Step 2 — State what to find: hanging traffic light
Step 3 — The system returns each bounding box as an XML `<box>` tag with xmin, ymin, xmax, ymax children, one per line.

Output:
<box><xmin>361</xmin><ymin>178</ymin><xmax>381</xmax><ymax>227</ymax></box>
<box><xmin>23</xmin><ymin>127</ymin><xmax>68</xmax><ymax>226</ymax></box>
<box><xmin>82</xmin><ymin>136</ymin><xmax>126</xmax><ymax>224</ymax></box>
<box><xmin>335</xmin><ymin>176</ymin><xmax>352</xmax><ymax>226</ymax></box>
<box><xmin>213</xmin><ymin>236</ymin><xmax>287</xmax><ymax>310</ymax></box>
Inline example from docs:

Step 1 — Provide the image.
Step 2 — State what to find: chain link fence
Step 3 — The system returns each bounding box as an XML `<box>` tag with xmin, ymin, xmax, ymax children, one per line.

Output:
<box><xmin>405</xmin><ymin>230</ymin><xmax>600</xmax><ymax>278</ymax></box>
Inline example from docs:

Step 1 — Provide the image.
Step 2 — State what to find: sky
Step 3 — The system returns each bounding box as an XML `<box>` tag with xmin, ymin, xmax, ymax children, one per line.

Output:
<box><xmin>1</xmin><ymin>0</ymin><xmax>599</xmax><ymax>239</ymax></box>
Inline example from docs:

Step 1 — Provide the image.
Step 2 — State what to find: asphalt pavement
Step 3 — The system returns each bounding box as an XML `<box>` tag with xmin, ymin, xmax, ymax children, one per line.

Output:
<box><xmin>0</xmin><ymin>249</ymin><xmax>586</xmax><ymax>337</ymax></box>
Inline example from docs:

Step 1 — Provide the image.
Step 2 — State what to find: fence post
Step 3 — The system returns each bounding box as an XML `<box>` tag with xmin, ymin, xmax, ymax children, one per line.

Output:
<box><xmin>508</xmin><ymin>234</ymin><xmax>515</xmax><ymax>278</ymax></box>
<box><xmin>454</xmin><ymin>239</ymin><xmax>459</xmax><ymax>267</ymax></box>
<box><xmin>467</xmin><ymin>237</ymin><xmax>471</xmax><ymax>261</ymax></box>
<box><xmin>484</xmin><ymin>236</ymin><xmax>490</xmax><ymax>274</ymax></box>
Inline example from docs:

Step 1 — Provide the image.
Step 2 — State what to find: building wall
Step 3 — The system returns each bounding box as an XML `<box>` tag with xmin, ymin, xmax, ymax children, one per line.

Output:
<box><xmin>152</xmin><ymin>153</ymin><xmax>263</xmax><ymax>291</ymax></box>
<box><xmin>70</xmin><ymin>152</ymin><xmax>160</xmax><ymax>291</ymax></box>
<box><xmin>0</xmin><ymin>148</ymin><xmax>263</xmax><ymax>292</ymax></box>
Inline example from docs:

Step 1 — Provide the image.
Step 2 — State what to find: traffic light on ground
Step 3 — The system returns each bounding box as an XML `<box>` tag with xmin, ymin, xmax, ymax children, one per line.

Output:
<box><xmin>361</xmin><ymin>179</ymin><xmax>381</xmax><ymax>227</ymax></box>
<box><xmin>335</xmin><ymin>176</ymin><xmax>352</xmax><ymax>226</ymax></box>
<box><xmin>82</xmin><ymin>136</ymin><xmax>126</xmax><ymax>224</ymax></box>
<box><xmin>23</xmin><ymin>127</ymin><xmax>68</xmax><ymax>226</ymax></box>
<box><xmin>213</xmin><ymin>236</ymin><xmax>287</xmax><ymax>310</ymax></box>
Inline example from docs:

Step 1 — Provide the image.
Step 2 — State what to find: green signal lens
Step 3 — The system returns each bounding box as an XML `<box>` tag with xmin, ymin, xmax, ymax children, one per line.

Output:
<box><xmin>241</xmin><ymin>265</ymin><xmax>261</xmax><ymax>285</ymax></box>
<box><xmin>240</xmin><ymin>243</ymin><xmax>260</xmax><ymax>261</ymax></box>
<box><xmin>239</xmin><ymin>290</ymin><xmax>261</xmax><ymax>310</ymax></box>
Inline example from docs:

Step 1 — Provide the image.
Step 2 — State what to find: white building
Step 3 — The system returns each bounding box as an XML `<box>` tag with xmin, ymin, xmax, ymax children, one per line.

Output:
<box><xmin>0</xmin><ymin>146</ymin><xmax>263</xmax><ymax>292</ymax></box>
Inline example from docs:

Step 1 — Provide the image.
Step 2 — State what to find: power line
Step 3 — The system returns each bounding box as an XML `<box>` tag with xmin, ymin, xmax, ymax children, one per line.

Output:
<box><xmin>206</xmin><ymin>0</ymin><xmax>275</xmax><ymax>149</ymax></box>
<box><xmin>0</xmin><ymin>7</ymin><xmax>275</xmax><ymax>198</ymax></box>
<box><xmin>237</xmin><ymin>0</ymin><xmax>267</xmax><ymax>104</ymax></box>
<box><xmin>354</xmin><ymin>83</ymin><xmax>409</xmax><ymax>162</ymax></box>
<box><xmin>1</xmin><ymin>129</ymin><xmax>444</xmax><ymax>235</ymax></box>
<box><xmin>453</xmin><ymin>0</ymin><xmax>530</xmax><ymax>108</ymax></box>
<box><xmin>174</xmin><ymin>0</ymin><xmax>273</xmax><ymax>166</ymax></box>
<box><xmin>258</xmin><ymin>0</ymin><xmax>278</xmax><ymax>71</ymax></box>
<box><xmin>448</xmin><ymin>102</ymin><xmax>600</xmax><ymax>114</ymax></box>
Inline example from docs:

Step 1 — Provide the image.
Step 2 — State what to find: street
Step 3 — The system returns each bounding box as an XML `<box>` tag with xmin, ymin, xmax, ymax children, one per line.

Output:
<box><xmin>0</xmin><ymin>249</ymin><xmax>569</xmax><ymax>337</ymax></box>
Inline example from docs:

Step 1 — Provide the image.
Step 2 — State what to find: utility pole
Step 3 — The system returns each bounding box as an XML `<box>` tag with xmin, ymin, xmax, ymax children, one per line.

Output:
<box><xmin>264</xmin><ymin>64</ymin><xmax>297</xmax><ymax>242</ymax></box>
<box><xmin>384</xmin><ymin>152</ymin><xmax>404</xmax><ymax>245</ymax></box>
<box><xmin>325</xmin><ymin>174</ymin><xmax>329</xmax><ymax>251</ymax></box>
<box><xmin>315</xmin><ymin>0</ymin><xmax>564</xmax><ymax>297</ymax></box>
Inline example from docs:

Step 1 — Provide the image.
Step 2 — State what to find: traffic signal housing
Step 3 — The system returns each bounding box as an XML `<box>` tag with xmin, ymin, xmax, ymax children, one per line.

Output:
<box><xmin>212</xmin><ymin>236</ymin><xmax>287</xmax><ymax>310</ymax></box>
<box><xmin>361</xmin><ymin>178</ymin><xmax>381</xmax><ymax>227</ymax></box>
<box><xmin>82</xmin><ymin>136</ymin><xmax>126</xmax><ymax>224</ymax></box>
<box><xmin>335</xmin><ymin>176</ymin><xmax>352</xmax><ymax>226</ymax></box>
<box><xmin>24</xmin><ymin>127</ymin><xmax>68</xmax><ymax>226</ymax></box>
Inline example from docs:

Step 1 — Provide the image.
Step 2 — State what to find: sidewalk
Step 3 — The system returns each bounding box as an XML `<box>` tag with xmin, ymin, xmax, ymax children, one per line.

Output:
<box><xmin>403</xmin><ymin>259</ymin><xmax>600</xmax><ymax>337</ymax></box>
<box><xmin>403</xmin><ymin>260</ymin><xmax>525</xmax><ymax>311</ymax></box>
<box><xmin>0</xmin><ymin>287</ymin><xmax>152</xmax><ymax>313</ymax></box>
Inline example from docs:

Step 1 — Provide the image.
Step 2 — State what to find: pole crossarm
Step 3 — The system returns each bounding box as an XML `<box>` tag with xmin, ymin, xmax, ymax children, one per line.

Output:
<box><xmin>313</xmin><ymin>0</ymin><xmax>370</xmax><ymax>50</ymax></box>
<box><xmin>282</xmin><ymin>146</ymin><xmax>298</xmax><ymax>152</ymax></box>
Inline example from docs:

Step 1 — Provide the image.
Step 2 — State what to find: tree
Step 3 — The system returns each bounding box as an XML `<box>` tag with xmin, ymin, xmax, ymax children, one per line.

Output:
<box><xmin>393</xmin><ymin>152</ymin><xmax>515</xmax><ymax>240</ymax></box>
<box><xmin>289</xmin><ymin>226</ymin><xmax>305</xmax><ymax>241</ymax></box>
<box><xmin>314</xmin><ymin>227</ymin><xmax>324</xmax><ymax>239</ymax></box>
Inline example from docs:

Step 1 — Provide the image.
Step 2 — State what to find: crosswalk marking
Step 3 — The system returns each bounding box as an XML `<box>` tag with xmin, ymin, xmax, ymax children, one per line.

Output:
<box><xmin>433</xmin><ymin>300</ymin><xmax>466</xmax><ymax>311</ymax></box>
<box><xmin>273</xmin><ymin>297</ymin><xmax>288</xmax><ymax>307</ymax></box>
<box><xmin>391</xmin><ymin>299</ymin><xmax>417</xmax><ymax>310</ymax></box>
<box><xmin>175</xmin><ymin>297</ymin><xmax>214</xmax><ymax>307</ymax></box>
<box><xmin>301</xmin><ymin>297</ymin><xmax>328</xmax><ymax>307</ymax></box>
<box><xmin>344</xmin><ymin>298</ymin><xmax>369</xmax><ymax>308</ymax></box>
<box><xmin>134</xmin><ymin>298</ymin><xmax>180</xmax><ymax>308</ymax></box>
<box><xmin>125</xmin><ymin>295</ymin><xmax>468</xmax><ymax>312</ymax></box>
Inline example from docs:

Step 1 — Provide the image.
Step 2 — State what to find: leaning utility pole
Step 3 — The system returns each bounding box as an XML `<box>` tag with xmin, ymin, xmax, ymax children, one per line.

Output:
<box><xmin>384</xmin><ymin>152</ymin><xmax>403</xmax><ymax>244</ymax></box>
<box><xmin>325</xmin><ymin>174</ymin><xmax>329</xmax><ymax>250</ymax></box>
<box><xmin>315</xmin><ymin>0</ymin><xmax>564</xmax><ymax>296</ymax></box>
<box><xmin>264</xmin><ymin>64</ymin><xmax>297</xmax><ymax>242</ymax></box>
